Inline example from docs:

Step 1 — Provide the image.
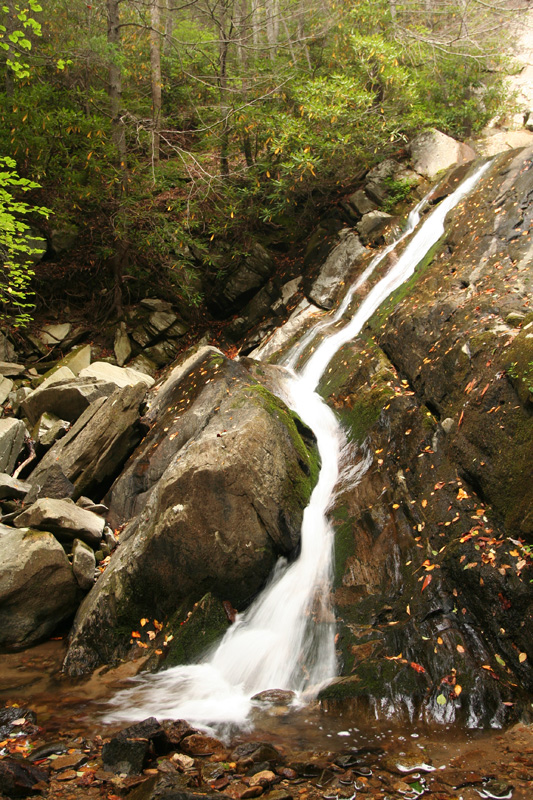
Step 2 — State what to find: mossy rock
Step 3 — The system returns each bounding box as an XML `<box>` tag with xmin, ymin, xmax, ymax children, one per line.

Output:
<box><xmin>163</xmin><ymin>593</ymin><xmax>230</xmax><ymax>669</ymax></box>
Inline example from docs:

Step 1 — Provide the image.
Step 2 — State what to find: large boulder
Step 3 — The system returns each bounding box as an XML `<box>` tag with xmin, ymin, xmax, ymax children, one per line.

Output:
<box><xmin>0</xmin><ymin>524</ymin><xmax>80</xmax><ymax>649</ymax></box>
<box><xmin>410</xmin><ymin>128</ymin><xmax>476</xmax><ymax>179</ymax></box>
<box><xmin>14</xmin><ymin>497</ymin><xmax>105</xmax><ymax>547</ymax></box>
<box><xmin>63</xmin><ymin>349</ymin><xmax>318</xmax><ymax>675</ymax></box>
<box><xmin>307</xmin><ymin>230</ymin><xmax>367</xmax><ymax>309</ymax></box>
<box><xmin>28</xmin><ymin>382</ymin><xmax>148</xmax><ymax>501</ymax></box>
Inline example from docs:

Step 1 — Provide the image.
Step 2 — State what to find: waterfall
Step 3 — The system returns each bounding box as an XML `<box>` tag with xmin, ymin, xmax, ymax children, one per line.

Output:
<box><xmin>105</xmin><ymin>161</ymin><xmax>490</xmax><ymax>728</ymax></box>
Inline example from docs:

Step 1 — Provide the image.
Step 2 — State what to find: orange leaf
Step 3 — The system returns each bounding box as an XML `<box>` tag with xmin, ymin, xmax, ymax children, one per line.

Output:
<box><xmin>456</xmin><ymin>644</ymin><xmax>465</xmax><ymax>654</ymax></box>
<box><xmin>131</xmin><ymin>631</ymin><xmax>141</xmax><ymax>639</ymax></box>
<box><xmin>519</xmin><ymin>652</ymin><xmax>527</xmax><ymax>663</ymax></box>
<box><xmin>421</xmin><ymin>574</ymin><xmax>432</xmax><ymax>592</ymax></box>
<box><xmin>421</xmin><ymin>499</ymin><xmax>428</xmax><ymax>508</ymax></box>
<box><xmin>454</xmin><ymin>684</ymin><xmax>462</xmax><ymax>695</ymax></box>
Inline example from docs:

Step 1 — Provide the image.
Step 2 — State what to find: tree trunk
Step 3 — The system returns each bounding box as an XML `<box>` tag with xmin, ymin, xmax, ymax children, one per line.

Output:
<box><xmin>107</xmin><ymin>0</ymin><xmax>127</xmax><ymax>318</ymax></box>
<box><xmin>150</xmin><ymin>0</ymin><xmax>162</xmax><ymax>167</ymax></box>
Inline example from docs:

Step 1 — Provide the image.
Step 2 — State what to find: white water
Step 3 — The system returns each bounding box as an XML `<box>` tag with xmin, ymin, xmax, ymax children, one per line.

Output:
<box><xmin>105</xmin><ymin>161</ymin><xmax>490</xmax><ymax>728</ymax></box>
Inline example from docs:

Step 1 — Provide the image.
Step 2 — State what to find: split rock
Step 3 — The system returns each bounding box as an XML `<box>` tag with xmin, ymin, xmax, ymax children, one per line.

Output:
<box><xmin>0</xmin><ymin>473</ymin><xmax>31</xmax><ymax>501</ymax></box>
<box><xmin>410</xmin><ymin>128</ymin><xmax>475</xmax><ymax>179</ymax></box>
<box><xmin>28</xmin><ymin>382</ymin><xmax>148</xmax><ymax>501</ymax></box>
<box><xmin>21</xmin><ymin>376</ymin><xmax>117</xmax><ymax>426</ymax></box>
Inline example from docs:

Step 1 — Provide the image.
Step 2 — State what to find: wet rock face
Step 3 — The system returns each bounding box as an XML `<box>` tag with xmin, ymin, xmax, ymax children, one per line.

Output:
<box><xmin>63</xmin><ymin>348</ymin><xmax>318</xmax><ymax>675</ymax></box>
<box><xmin>320</xmin><ymin>147</ymin><xmax>533</xmax><ymax>725</ymax></box>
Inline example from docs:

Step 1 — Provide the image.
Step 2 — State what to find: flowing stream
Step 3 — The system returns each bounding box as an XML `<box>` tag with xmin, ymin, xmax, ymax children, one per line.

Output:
<box><xmin>106</xmin><ymin>161</ymin><xmax>491</xmax><ymax>729</ymax></box>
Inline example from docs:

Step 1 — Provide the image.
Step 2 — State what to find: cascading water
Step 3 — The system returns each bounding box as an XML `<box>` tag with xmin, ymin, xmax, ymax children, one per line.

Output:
<box><xmin>105</xmin><ymin>161</ymin><xmax>491</xmax><ymax>729</ymax></box>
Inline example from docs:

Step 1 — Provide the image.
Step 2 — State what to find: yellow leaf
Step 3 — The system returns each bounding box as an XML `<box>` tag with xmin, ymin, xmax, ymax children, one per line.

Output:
<box><xmin>457</xmin><ymin>488</ymin><xmax>468</xmax><ymax>501</ymax></box>
<box><xmin>421</xmin><ymin>499</ymin><xmax>428</xmax><ymax>508</ymax></box>
<box><xmin>519</xmin><ymin>652</ymin><xmax>527</xmax><ymax>663</ymax></box>
<box><xmin>454</xmin><ymin>684</ymin><xmax>462</xmax><ymax>696</ymax></box>
<box><xmin>456</xmin><ymin>644</ymin><xmax>465</xmax><ymax>653</ymax></box>
<box><xmin>230</xmin><ymin>211</ymin><xmax>234</xmax><ymax>218</ymax></box>
<box><xmin>140</xmin><ymin>618</ymin><xmax>148</xmax><ymax>627</ymax></box>
<box><xmin>437</xmin><ymin>637</ymin><xmax>443</xmax><ymax>645</ymax></box>
<box><xmin>266</xmin><ymin>171</ymin><xmax>270</xmax><ymax>178</ymax></box>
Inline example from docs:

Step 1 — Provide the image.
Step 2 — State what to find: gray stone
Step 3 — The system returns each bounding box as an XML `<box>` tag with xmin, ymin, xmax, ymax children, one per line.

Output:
<box><xmin>356</xmin><ymin>211</ymin><xmax>394</xmax><ymax>245</ymax></box>
<box><xmin>24</xmin><ymin>463</ymin><xmax>75</xmax><ymax>503</ymax></box>
<box><xmin>0</xmin><ymin>334</ymin><xmax>16</xmax><ymax>363</ymax></box>
<box><xmin>79</xmin><ymin>362</ymin><xmax>154</xmax><ymax>389</ymax></box>
<box><xmin>60</xmin><ymin>345</ymin><xmax>91</xmax><ymax>376</ymax></box>
<box><xmin>49</xmin><ymin>224</ymin><xmax>78</xmax><ymax>255</ymax></box>
<box><xmin>348</xmin><ymin>189</ymin><xmax>377</xmax><ymax>216</ymax></box>
<box><xmin>144</xmin><ymin>339</ymin><xmax>181</xmax><ymax>368</ymax></box>
<box><xmin>32</xmin><ymin>365</ymin><xmax>76</xmax><ymax>390</ymax></box>
<box><xmin>21</xmin><ymin>376</ymin><xmax>117</xmax><ymax>427</ymax></box>
<box><xmin>0</xmin><ymin>474</ymin><xmax>31</xmax><ymax>501</ymax></box>
<box><xmin>38</xmin><ymin>324</ymin><xmax>72</xmax><ymax>346</ymax></box>
<box><xmin>0</xmin><ymin>377</ymin><xmax>13</xmax><ymax>405</ymax></box>
<box><xmin>209</xmin><ymin>242</ymin><xmax>275</xmax><ymax>315</ymax></box>
<box><xmin>103</xmin><ymin>527</ymin><xmax>117</xmax><ymax>551</ymax></box>
<box><xmin>410</xmin><ymin>128</ymin><xmax>476</xmax><ymax>179</ymax></box>
<box><xmin>0</xmin><ymin>524</ymin><xmax>80</xmax><ymax>649</ymax></box>
<box><xmin>127</xmin><ymin>353</ymin><xmax>158</xmax><ymax>377</ymax></box>
<box><xmin>280</xmin><ymin>277</ymin><xmax>301</xmax><ymax>306</ymax></box>
<box><xmin>72</xmin><ymin>539</ymin><xmax>96</xmax><ymax>591</ymax></box>
<box><xmin>0</xmin><ymin>419</ymin><xmax>27</xmax><ymax>475</ymax></box>
<box><xmin>140</xmin><ymin>297</ymin><xmax>172</xmax><ymax>312</ymax></box>
<box><xmin>8</xmin><ymin>386</ymin><xmax>31</xmax><ymax>416</ymax></box>
<box><xmin>28</xmin><ymin>383</ymin><xmax>148</xmax><ymax>501</ymax></box>
<box><xmin>114</xmin><ymin>323</ymin><xmax>132</xmax><ymax>367</ymax></box>
<box><xmin>14</xmin><ymin>497</ymin><xmax>105</xmax><ymax>547</ymax></box>
<box><xmin>0</xmin><ymin>363</ymin><xmax>25</xmax><ymax>378</ymax></box>
<box><xmin>441</xmin><ymin>418</ymin><xmax>455</xmax><ymax>434</ymax></box>
<box><xmin>308</xmin><ymin>231</ymin><xmax>367</xmax><ymax>309</ymax></box>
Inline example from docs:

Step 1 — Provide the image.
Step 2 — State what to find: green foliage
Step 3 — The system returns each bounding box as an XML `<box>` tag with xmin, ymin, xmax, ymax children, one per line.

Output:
<box><xmin>0</xmin><ymin>156</ymin><xmax>49</xmax><ymax>326</ymax></box>
<box><xmin>0</xmin><ymin>0</ymin><xmax>42</xmax><ymax>79</ymax></box>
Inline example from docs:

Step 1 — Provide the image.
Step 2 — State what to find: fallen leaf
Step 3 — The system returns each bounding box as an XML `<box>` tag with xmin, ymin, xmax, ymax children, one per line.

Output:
<box><xmin>454</xmin><ymin>685</ymin><xmax>462</xmax><ymax>696</ymax></box>
<box><xmin>456</xmin><ymin>644</ymin><xmax>465</xmax><ymax>654</ymax></box>
<box><xmin>495</xmin><ymin>654</ymin><xmax>506</xmax><ymax>667</ymax></box>
<box><xmin>421</xmin><ymin>499</ymin><xmax>428</xmax><ymax>508</ymax></box>
<box><xmin>436</xmin><ymin>694</ymin><xmax>447</xmax><ymax>706</ymax></box>
<box><xmin>519</xmin><ymin>652</ymin><xmax>527</xmax><ymax>663</ymax></box>
<box><xmin>131</xmin><ymin>631</ymin><xmax>141</xmax><ymax>639</ymax></box>
<box><xmin>457</xmin><ymin>488</ymin><xmax>469</xmax><ymax>501</ymax></box>
<box><xmin>421</xmin><ymin>574</ymin><xmax>432</xmax><ymax>592</ymax></box>
<box><xmin>140</xmin><ymin>618</ymin><xmax>148</xmax><ymax>627</ymax></box>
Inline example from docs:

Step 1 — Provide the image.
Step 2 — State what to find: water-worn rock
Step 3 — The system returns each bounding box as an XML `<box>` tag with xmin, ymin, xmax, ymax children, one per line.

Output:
<box><xmin>317</xmin><ymin>147</ymin><xmax>533</xmax><ymax>725</ymax></box>
<box><xmin>410</xmin><ymin>128</ymin><xmax>476</xmax><ymax>178</ymax></box>
<box><xmin>28</xmin><ymin>382</ymin><xmax>148</xmax><ymax>501</ymax></box>
<box><xmin>63</xmin><ymin>349</ymin><xmax>317</xmax><ymax>675</ymax></box>
<box><xmin>14</xmin><ymin>498</ymin><xmax>105</xmax><ymax>547</ymax></box>
<box><xmin>21</xmin><ymin>375</ymin><xmax>117</xmax><ymax>426</ymax></box>
<box><xmin>0</xmin><ymin>361</ymin><xmax>25</xmax><ymax>378</ymax></box>
<box><xmin>0</xmin><ymin>418</ymin><xmax>27</xmax><ymax>474</ymax></box>
<box><xmin>0</xmin><ymin>524</ymin><xmax>80</xmax><ymax>648</ymax></box>
<box><xmin>72</xmin><ymin>538</ymin><xmax>96</xmax><ymax>590</ymax></box>
<box><xmin>348</xmin><ymin>189</ymin><xmax>377</xmax><ymax>216</ymax></box>
<box><xmin>307</xmin><ymin>231</ymin><xmax>367</xmax><ymax>309</ymax></box>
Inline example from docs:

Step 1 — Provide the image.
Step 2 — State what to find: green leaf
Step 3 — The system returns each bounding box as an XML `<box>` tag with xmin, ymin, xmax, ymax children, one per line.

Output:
<box><xmin>436</xmin><ymin>694</ymin><xmax>447</xmax><ymax>706</ymax></box>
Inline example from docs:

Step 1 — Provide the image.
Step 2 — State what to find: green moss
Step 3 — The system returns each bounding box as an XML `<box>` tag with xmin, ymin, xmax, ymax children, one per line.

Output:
<box><xmin>369</xmin><ymin>235</ymin><xmax>444</xmax><ymax>332</ymax></box>
<box><xmin>331</xmin><ymin>505</ymin><xmax>356</xmax><ymax>589</ymax></box>
<box><xmin>163</xmin><ymin>593</ymin><xmax>229</xmax><ymax>669</ymax></box>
